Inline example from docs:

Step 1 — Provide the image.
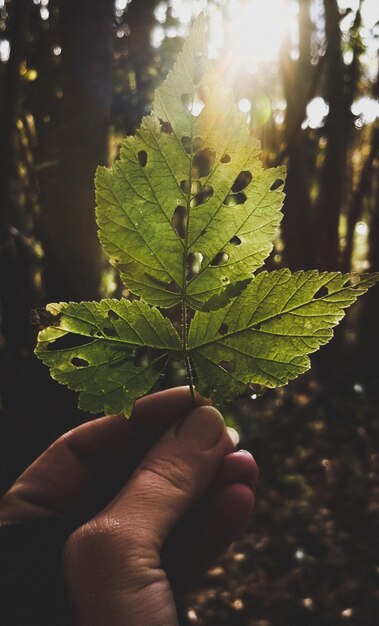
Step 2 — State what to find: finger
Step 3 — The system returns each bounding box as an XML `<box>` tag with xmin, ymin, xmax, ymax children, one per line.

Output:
<box><xmin>0</xmin><ymin>387</ymin><xmax>212</xmax><ymax>524</ymax></box>
<box><xmin>96</xmin><ymin>406</ymin><xmax>230</xmax><ymax>552</ymax></box>
<box><xmin>63</xmin><ymin>406</ymin><xmax>231</xmax><ymax>626</ymax></box>
<box><xmin>211</xmin><ymin>449</ymin><xmax>259</xmax><ymax>494</ymax></box>
<box><xmin>162</xmin><ymin>450</ymin><xmax>258</xmax><ymax>593</ymax></box>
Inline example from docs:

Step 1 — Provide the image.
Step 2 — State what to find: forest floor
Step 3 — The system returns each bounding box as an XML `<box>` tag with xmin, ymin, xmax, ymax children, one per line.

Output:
<box><xmin>2</xmin><ymin>352</ymin><xmax>379</xmax><ymax>626</ymax></box>
<box><xmin>179</xmin><ymin>374</ymin><xmax>379</xmax><ymax>626</ymax></box>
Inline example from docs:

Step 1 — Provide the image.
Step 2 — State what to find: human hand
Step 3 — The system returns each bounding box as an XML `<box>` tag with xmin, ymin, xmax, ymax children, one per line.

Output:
<box><xmin>0</xmin><ymin>387</ymin><xmax>258</xmax><ymax>626</ymax></box>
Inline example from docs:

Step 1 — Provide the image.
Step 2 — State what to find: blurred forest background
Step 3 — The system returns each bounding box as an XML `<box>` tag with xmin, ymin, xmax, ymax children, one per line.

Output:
<box><xmin>1</xmin><ymin>0</ymin><xmax>379</xmax><ymax>624</ymax></box>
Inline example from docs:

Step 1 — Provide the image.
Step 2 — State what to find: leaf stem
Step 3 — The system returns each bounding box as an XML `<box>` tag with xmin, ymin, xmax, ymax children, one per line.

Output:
<box><xmin>182</xmin><ymin>299</ymin><xmax>196</xmax><ymax>406</ymax></box>
<box><xmin>182</xmin><ymin>301</ymin><xmax>197</xmax><ymax>408</ymax></box>
<box><xmin>180</xmin><ymin>83</ymin><xmax>198</xmax><ymax>409</ymax></box>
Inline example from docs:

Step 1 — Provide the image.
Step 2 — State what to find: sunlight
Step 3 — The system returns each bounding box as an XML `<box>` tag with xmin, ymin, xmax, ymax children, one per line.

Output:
<box><xmin>352</xmin><ymin>96</ymin><xmax>379</xmax><ymax>125</ymax></box>
<box><xmin>154</xmin><ymin>0</ymin><xmax>295</xmax><ymax>72</ymax></box>
<box><xmin>0</xmin><ymin>39</ymin><xmax>10</xmax><ymax>63</ymax></box>
<box><xmin>222</xmin><ymin>0</ymin><xmax>294</xmax><ymax>70</ymax></box>
<box><xmin>304</xmin><ymin>97</ymin><xmax>329</xmax><ymax>129</ymax></box>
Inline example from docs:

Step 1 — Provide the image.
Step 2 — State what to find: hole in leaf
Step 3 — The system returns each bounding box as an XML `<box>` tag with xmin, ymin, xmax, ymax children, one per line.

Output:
<box><xmin>203</xmin><ymin>279</ymin><xmax>251</xmax><ymax>312</ymax></box>
<box><xmin>191</xmin><ymin>184</ymin><xmax>214</xmax><ymax>207</ymax></box>
<box><xmin>187</xmin><ymin>252</ymin><xmax>203</xmax><ymax>280</ymax></box>
<box><xmin>103</xmin><ymin>327</ymin><xmax>117</xmax><ymax>337</ymax></box>
<box><xmin>137</xmin><ymin>150</ymin><xmax>147</xmax><ymax>167</ymax></box>
<box><xmin>229</xmin><ymin>236</ymin><xmax>242</xmax><ymax>246</ymax></box>
<box><xmin>249</xmin><ymin>383</ymin><xmax>267</xmax><ymax>398</ymax></box>
<box><xmin>270</xmin><ymin>178</ymin><xmax>285</xmax><ymax>191</ymax></box>
<box><xmin>210</xmin><ymin>251</ymin><xmax>229</xmax><ymax>266</ymax></box>
<box><xmin>181</xmin><ymin>93</ymin><xmax>192</xmax><ymax>111</ymax></box>
<box><xmin>252</xmin><ymin>323</ymin><xmax>262</xmax><ymax>330</ymax></box>
<box><xmin>144</xmin><ymin>273</ymin><xmax>180</xmax><ymax>293</ymax></box>
<box><xmin>167</xmin><ymin>280</ymin><xmax>180</xmax><ymax>293</ymax></box>
<box><xmin>192</xmin><ymin>148</ymin><xmax>216</xmax><ymax>178</ymax></box>
<box><xmin>71</xmin><ymin>357</ymin><xmax>89</xmax><ymax>367</ymax></box>
<box><xmin>181</xmin><ymin>136</ymin><xmax>205</xmax><ymax>155</ymax></box>
<box><xmin>314</xmin><ymin>286</ymin><xmax>328</xmax><ymax>299</ymax></box>
<box><xmin>47</xmin><ymin>333</ymin><xmax>94</xmax><ymax>351</ymax></box>
<box><xmin>159</xmin><ymin>119</ymin><xmax>173</xmax><ymax>134</ymax></box>
<box><xmin>191</xmin><ymin>99</ymin><xmax>205</xmax><ymax>117</ymax></box>
<box><xmin>172</xmin><ymin>205</ymin><xmax>187</xmax><ymax>239</ymax></box>
<box><xmin>180</xmin><ymin>180</ymin><xmax>201</xmax><ymax>195</ymax></box>
<box><xmin>219</xmin><ymin>359</ymin><xmax>236</xmax><ymax>373</ymax></box>
<box><xmin>109</xmin><ymin>352</ymin><xmax>134</xmax><ymax>369</ymax></box>
<box><xmin>188</xmin><ymin>85</ymin><xmax>210</xmax><ymax>118</ymax></box>
<box><xmin>218</xmin><ymin>323</ymin><xmax>229</xmax><ymax>335</ymax></box>
<box><xmin>180</xmin><ymin>180</ymin><xmax>190</xmax><ymax>194</ymax></box>
<box><xmin>133</xmin><ymin>348</ymin><xmax>153</xmax><ymax>368</ymax></box>
<box><xmin>181</xmin><ymin>137</ymin><xmax>192</xmax><ymax>154</ymax></box>
<box><xmin>232</xmin><ymin>171</ymin><xmax>252</xmax><ymax>193</ymax></box>
<box><xmin>192</xmin><ymin>137</ymin><xmax>205</xmax><ymax>153</ymax></box>
<box><xmin>223</xmin><ymin>192</ymin><xmax>247</xmax><ymax>206</ymax></box>
<box><xmin>107</xmin><ymin>310</ymin><xmax>120</xmax><ymax>321</ymax></box>
<box><xmin>196</xmin><ymin>85</ymin><xmax>211</xmax><ymax>102</ymax></box>
<box><xmin>220</xmin><ymin>154</ymin><xmax>231</xmax><ymax>163</ymax></box>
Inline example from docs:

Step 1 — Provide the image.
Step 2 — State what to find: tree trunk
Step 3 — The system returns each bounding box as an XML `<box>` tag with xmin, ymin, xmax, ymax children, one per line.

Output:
<box><xmin>37</xmin><ymin>0</ymin><xmax>114</xmax><ymax>302</ymax></box>
<box><xmin>358</xmin><ymin>162</ymin><xmax>379</xmax><ymax>397</ymax></box>
<box><xmin>280</xmin><ymin>0</ymin><xmax>316</xmax><ymax>270</ymax></box>
<box><xmin>315</xmin><ymin>0</ymin><xmax>356</xmax><ymax>270</ymax></box>
<box><xmin>342</xmin><ymin>127</ymin><xmax>379</xmax><ymax>271</ymax></box>
<box><xmin>0</xmin><ymin>0</ymin><xmax>35</xmax><ymax>351</ymax></box>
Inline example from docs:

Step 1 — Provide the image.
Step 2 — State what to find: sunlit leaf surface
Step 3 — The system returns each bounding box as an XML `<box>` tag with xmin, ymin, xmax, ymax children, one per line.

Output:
<box><xmin>96</xmin><ymin>15</ymin><xmax>285</xmax><ymax>310</ymax></box>
<box><xmin>35</xmin><ymin>17</ymin><xmax>379</xmax><ymax>416</ymax></box>
<box><xmin>189</xmin><ymin>270</ymin><xmax>379</xmax><ymax>405</ymax></box>
<box><xmin>35</xmin><ymin>300</ymin><xmax>181</xmax><ymax>415</ymax></box>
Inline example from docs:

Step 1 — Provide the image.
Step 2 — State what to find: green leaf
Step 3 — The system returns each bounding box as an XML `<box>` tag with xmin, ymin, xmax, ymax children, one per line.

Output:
<box><xmin>96</xmin><ymin>15</ymin><xmax>285</xmax><ymax>310</ymax></box>
<box><xmin>35</xmin><ymin>16</ymin><xmax>379</xmax><ymax>418</ymax></box>
<box><xmin>188</xmin><ymin>270</ymin><xmax>379</xmax><ymax>406</ymax></box>
<box><xmin>35</xmin><ymin>300</ymin><xmax>181</xmax><ymax>416</ymax></box>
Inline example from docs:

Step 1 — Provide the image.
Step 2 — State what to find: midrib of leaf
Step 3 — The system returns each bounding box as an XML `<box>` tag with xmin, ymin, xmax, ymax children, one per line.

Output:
<box><xmin>189</xmin><ymin>276</ymin><xmax>369</xmax><ymax>351</ymax></box>
<box><xmin>181</xmin><ymin>83</ymin><xmax>198</xmax><ymax>403</ymax></box>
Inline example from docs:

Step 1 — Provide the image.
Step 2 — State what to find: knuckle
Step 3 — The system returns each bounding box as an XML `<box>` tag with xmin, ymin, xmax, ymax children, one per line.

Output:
<box><xmin>138</xmin><ymin>454</ymin><xmax>195</xmax><ymax>495</ymax></box>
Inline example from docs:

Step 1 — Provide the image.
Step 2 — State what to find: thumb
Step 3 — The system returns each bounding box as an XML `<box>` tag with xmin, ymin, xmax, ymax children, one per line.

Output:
<box><xmin>103</xmin><ymin>405</ymin><xmax>227</xmax><ymax>552</ymax></box>
<box><xmin>63</xmin><ymin>406</ymin><xmax>229</xmax><ymax>626</ymax></box>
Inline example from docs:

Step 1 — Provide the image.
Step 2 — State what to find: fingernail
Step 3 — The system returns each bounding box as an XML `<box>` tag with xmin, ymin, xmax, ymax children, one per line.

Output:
<box><xmin>177</xmin><ymin>406</ymin><xmax>225</xmax><ymax>450</ymax></box>
<box><xmin>227</xmin><ymin>426</ymin><xmax>240</xmax><ymax>447</ymax></box>
<box><xmin>236</xmin><ymin>449</ymin><xmax>254</xmax><ymax>458</ymax></box>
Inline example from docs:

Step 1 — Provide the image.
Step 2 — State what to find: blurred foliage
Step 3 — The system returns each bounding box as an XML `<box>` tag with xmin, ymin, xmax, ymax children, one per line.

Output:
<box><xmin>180</xmin><ymin>378</ymin><xmax>379</xmax><ymax>626</ymax></box>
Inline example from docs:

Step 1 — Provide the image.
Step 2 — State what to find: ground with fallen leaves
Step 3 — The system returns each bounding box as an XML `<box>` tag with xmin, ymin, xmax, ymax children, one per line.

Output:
<box><xmin>179</xmin><ymin>373</ymin><xmax>379</xmax><ymax>626</ymax></box>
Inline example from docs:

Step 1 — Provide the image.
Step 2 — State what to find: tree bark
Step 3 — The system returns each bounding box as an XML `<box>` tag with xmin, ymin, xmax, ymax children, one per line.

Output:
<box><xmin>0</xmin><ymin>0</ymin><xmax>35</xmax><ymax>351</ymax></box>
<box><xmin>315</xmin><ymin>1</ymin><xmax>357</xmax><ymax>270</ymax></box>
<box><xmin>280</xmin><ymin>0</ymin><xmax>316</xmax><ymax>270</ymax></box>
<box><xmin>37</xmin><ymin>0</ymin><xmax>114</xmax><ymax>302</ymax></box>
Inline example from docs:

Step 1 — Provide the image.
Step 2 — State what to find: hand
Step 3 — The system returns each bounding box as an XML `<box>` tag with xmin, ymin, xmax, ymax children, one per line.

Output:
<box><xmin>0</xmin><ymin>387</ymin><xmax>258</xmax><ymax>626</ymax></box>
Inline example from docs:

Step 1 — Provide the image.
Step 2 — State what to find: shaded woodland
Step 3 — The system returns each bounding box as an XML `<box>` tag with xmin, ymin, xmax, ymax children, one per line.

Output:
<box><xmin>1</xmin><ymin>1</ymin><xmax>379</xmax><ymax>624</ymax></box>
